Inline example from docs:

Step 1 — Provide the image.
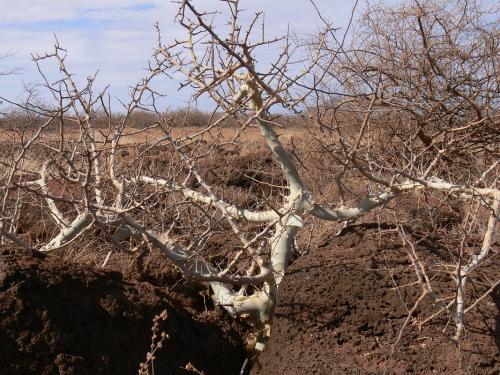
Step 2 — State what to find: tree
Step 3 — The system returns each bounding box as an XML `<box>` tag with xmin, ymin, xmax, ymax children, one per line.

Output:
<box><xmin>0</xmin><ymin>0</ymin><xmax>497</xmax><ymax>354</ymax></box>
<box><xmin>307</xmin><ymin>0</ymin><xmax>499</xmax><ymax>342</ymax></box>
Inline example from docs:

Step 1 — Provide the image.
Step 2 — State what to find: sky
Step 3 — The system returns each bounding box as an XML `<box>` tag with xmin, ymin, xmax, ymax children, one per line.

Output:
<box><xmin>0</xmin><ymin>0</ymin><xmax>367</xmax><ymax>112</ymax></box>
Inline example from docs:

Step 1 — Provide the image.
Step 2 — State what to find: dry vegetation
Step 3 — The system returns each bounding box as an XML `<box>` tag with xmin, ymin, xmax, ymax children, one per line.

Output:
<box><xmin>0</xmin><ymin>0</ymin><xmax>498</xmax><ymax>373</ymax></box>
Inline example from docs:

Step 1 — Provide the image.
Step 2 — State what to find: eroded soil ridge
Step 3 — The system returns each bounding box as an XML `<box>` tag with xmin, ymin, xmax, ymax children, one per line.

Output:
<box><xmin>0</xmin><ymin>248</ymin><xmax>245</xmax><ymax>375</ymax></box>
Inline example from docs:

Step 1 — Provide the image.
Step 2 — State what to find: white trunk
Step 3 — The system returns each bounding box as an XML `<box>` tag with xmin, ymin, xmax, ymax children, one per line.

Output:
<box><xmin>41</xmin><ymin>213</ymin><xmax>93</xmax><ymax>252</ymax></box>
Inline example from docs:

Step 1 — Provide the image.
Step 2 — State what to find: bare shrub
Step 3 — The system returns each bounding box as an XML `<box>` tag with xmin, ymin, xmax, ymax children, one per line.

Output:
<box><xmin>0</xmin><ymin>0</ymin><xmax>497</xmax><ymax>361</ymax></box>
<box><xmin>138</xmin><ymin>310</ymin><xmax>169</xmax><ymax>375</ymax></box>
<box><xmin>308</xmin><ymin>0</ymin><xmax>499</xmax><ymax>343</ymax></box>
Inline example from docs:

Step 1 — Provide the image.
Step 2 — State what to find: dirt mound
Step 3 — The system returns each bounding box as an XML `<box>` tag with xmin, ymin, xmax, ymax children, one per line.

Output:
<box><xmin>251</xmin><ymin>224</ymin><xmax>499</xmax><ymax>375</ymax></box>
<box><xmin>0</xmin><ymin>248</ymin><xmax>246</xmax><ymax>375</ymax></box>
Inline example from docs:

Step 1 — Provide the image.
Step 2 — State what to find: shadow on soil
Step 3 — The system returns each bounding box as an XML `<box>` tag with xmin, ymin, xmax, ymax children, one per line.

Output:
<box><xmin>0</xmin><ymin>248</ymin><xmax>246</xmax><ymax>375</ymax></box>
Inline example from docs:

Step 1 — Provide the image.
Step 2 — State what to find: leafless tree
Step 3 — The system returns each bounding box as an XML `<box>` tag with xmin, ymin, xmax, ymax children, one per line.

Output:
<box><xmin>307</xmin><ymin>0</ymin><xmax>499</xmax><ymax>343</ymax></box>
<box><xmin>0</xmin><ymin>0</ymin><xmax>497</xmax><ymax>356</ymax></box>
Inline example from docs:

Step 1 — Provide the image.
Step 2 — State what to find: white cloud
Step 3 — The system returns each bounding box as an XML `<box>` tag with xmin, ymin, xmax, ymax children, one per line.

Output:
<box><xmin>0</xmin><ymin>0</ymin><xmax>167</xmax><ymax>24</ymax></box>
<box><xmin>0</xmin><ymin>0</ymin><xmax>364</xmax><ymax>108</ymax></box>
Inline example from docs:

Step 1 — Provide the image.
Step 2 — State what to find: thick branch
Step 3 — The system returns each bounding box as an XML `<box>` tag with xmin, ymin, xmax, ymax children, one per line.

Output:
<box><xmin>137</xmin><ymin>176</ymin><xmax>278</xmax><ymax>222</ymax></box>
<box><xmin>311</xmin><ymin>191</ymin><xmax>395</xmax><ymax>221</ymax></box>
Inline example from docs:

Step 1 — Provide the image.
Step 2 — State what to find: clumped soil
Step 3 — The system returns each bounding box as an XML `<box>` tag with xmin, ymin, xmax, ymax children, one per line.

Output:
<box><xmin>251</xmin><ymin>225</ymin><xmax>499</xmax><ymax>375</ymax></box>
<box><xmin>0</xmin><ymin>247</ymin><xmax>246</xmax><ymax>375</ymax></box>
<box><xmin>2</xmin><ymin>144</ymin><xmax>498</xmax><ymax>374</ymax></box>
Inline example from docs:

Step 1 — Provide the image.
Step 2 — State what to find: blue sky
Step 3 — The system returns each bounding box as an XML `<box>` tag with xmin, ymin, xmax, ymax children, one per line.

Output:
<box><xmin>0</xmin><ymin>0</ymin><xmax>367</xmax><ymax>111</ymax></box>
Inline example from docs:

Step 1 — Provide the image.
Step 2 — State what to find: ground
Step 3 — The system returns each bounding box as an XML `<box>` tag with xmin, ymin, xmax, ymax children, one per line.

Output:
<box><xmin>0</xmin><ymin>132</ymin><xmax>498</xmax><ymax>374</ymax></box>
<box><xmin>1</xmin><ymin>225</ymin><xmax>497</xmax><ymax>374</ymax></box>
<box><xmin>0</xmin><ymin>247</ymin><xmax>246</xmax><ymax>375</ymax></box>
<box><xmin>251</xmin><ymin>225</ymin><xmax>499</xmax><ymax>375</ymax></box>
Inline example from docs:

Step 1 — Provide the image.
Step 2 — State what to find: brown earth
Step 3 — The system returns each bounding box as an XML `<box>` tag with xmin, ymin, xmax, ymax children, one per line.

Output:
<box><xmin>1</xmin><ymin>142</ymin><xmax>498</xmax><ymax>375</ymax></box>
<box><xmin>0</xmin><ymin>247</ymin><xmax>246</xmax><ymax>375</ymax></box>
<box><xmin>251</xmin><ymin>224</ymin><xmax>499</xmax><ymax>375</ymax></box>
